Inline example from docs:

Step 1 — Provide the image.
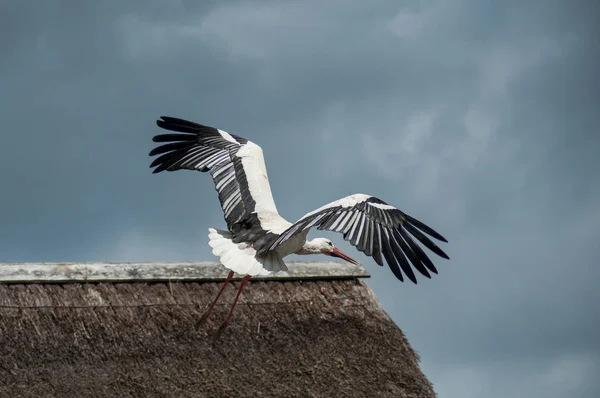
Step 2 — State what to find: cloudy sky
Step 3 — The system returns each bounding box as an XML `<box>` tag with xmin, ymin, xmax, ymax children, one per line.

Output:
<box><xmin>1</xmin><ymin>0</ymin><xmax>598</xmax><ymax>396</ymax></box>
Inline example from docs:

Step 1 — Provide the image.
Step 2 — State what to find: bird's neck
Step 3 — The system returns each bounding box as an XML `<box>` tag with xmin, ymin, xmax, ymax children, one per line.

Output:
<box><xmin>295</xmin><ymin>241</ymin><xmax>321</xmax><ymax>255</ymax></box>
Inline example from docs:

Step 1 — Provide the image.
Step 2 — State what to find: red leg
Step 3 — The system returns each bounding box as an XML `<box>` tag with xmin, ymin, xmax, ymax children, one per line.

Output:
<box><xmin>219</xmin><ymin>274</ymin><xmax>252</xmax><ymax>331</ymax></box>
<box><xmin>196</xmin><ymin>270</ymin><xmax>234</xmax><ymax>327</ymax></box>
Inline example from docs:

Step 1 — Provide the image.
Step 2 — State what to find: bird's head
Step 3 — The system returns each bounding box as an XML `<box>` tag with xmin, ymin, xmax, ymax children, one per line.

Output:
<box><xmin>305</xmin><ymin>238</ymin><xmax>360</xmax><ymax>265</ymax></box>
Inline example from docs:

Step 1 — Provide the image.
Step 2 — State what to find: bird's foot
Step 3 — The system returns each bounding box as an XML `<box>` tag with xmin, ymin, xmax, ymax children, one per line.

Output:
<box><xmin>208</xmin><ymin>319</ymin><xmax>231</xmax><ymax>340</ymax></box>
<box><xmin>218</xmin><ymin>319</ymin><xmax>231</xmax><ymax>332</ymax></box>
<box><xmin>195</xmin><ymin>310</ymin><xmax>212</xmax><ymax>329</ymax></box>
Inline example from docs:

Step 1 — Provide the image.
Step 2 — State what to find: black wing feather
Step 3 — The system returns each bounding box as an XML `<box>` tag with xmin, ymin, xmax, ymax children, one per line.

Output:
<box><xmin>371</xmin><ymin>224</ymin><xmax>384</xmax><ymax>266</ymax></box>
<box><xmin>388</xmin><ymin>230</ymin><xmax>417</xmax><ymax>283</ymax></box>
<box><xmin>148</xmin><ymin>141</ymin><xmax>192</xmax><ymax>156</ymax></box>
<box><xmin>398</xmin><ymin>228</ymin><xmax>438</xmax><ymax>274</ymax></box>
<box><xmin>404</xmin><ymin>213</ymin><xmax>448</xmax><ymax>242</ymax></box>
<box><xmin>394</xmin><ymin>229</ymin><xmax>431</xmax><ymax>279</ymax></box>
<box><xmin>403</xmin><ymin>222</ymin><xmax>450</xmax><ymax>259</ymax></box>
<box><xmin>380</xmin><ymin>229</ymin><xmax>405</xmax><ymax>282</ymax></box>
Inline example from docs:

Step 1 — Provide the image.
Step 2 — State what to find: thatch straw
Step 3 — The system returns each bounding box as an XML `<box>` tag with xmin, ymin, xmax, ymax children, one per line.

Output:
<box><xmin>0</xmin><ymin>264</ymin><xmax>434</xmax><ymax>397</ymax></box>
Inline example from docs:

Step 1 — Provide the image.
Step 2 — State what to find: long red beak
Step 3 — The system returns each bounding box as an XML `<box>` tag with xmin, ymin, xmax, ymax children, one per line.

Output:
<box><xmin>326</xmin><ymin>248</ymin><xmax>360</xmax><ymax>265</ymax></box>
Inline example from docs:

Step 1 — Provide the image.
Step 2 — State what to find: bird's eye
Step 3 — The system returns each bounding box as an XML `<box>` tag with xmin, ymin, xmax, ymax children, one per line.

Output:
<box><xmin>328</xmin><ymin>241</ymin><xmax>333</xmax><ymax>247</ymax></box>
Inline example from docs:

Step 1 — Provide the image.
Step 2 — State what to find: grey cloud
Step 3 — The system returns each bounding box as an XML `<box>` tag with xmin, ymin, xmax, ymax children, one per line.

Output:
<box><xmin>1</xmin><ymin>1</ymin><xmax>599</xmax><ymax>396</ymax></box>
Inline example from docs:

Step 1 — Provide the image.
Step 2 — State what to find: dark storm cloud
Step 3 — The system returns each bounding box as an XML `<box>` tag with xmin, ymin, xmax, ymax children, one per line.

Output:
<box><xmin>1</xmin><ymin>1</ymin><xmax>598</xmax><ymax>396</ymax></box>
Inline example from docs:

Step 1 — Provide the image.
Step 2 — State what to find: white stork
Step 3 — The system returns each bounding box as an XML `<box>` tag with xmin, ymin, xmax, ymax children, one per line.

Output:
<box><xmin>149</xmin><ymin>116</ymin><xmax>449</xmax><ymax>329</ymax></box>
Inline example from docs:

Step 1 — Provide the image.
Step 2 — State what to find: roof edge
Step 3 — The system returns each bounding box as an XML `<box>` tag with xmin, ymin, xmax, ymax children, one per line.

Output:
<box><xmin>0</xmin><ymin>261</ymin><xmax>370</xmax><ymax>284</ymax></box>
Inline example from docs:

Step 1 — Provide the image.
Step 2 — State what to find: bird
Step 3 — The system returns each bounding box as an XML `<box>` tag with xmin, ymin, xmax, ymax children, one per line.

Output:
<box><xmin>149</xmin><ymin>116</ymin><xmax>450</xmax><ymax>330</ymax></box>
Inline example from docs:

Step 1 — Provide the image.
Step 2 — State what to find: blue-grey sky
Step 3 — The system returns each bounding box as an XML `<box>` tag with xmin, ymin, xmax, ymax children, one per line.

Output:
<box><xmin>1</xmin><ymin>1</ymin><xmax>599</xmax><ymax>396</ymax></box>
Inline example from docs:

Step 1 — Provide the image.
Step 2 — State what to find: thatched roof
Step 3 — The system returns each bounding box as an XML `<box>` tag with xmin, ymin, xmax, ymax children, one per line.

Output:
<box><xmin>0</xmin><ymin>261</ymin><xmax>434</xmax><ymax>397</ymax></box>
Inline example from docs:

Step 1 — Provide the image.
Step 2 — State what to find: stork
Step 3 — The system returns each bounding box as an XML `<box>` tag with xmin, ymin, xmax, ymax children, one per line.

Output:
<box><xmin>149</xmin><ymin>116</ymin><xmax>449</xmax><ymax>329</ymax></box>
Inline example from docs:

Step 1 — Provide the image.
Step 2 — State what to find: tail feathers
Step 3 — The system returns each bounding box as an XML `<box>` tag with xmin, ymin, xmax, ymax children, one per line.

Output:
<box><xmin>262</xmin><ymin>251</ymin><xmax>288</xmax><ymax>273</ymax></box>
<box><xmin>208</xmin><ymin>228</ymin><xmax>287</xmax><ymax>276</ymax></box>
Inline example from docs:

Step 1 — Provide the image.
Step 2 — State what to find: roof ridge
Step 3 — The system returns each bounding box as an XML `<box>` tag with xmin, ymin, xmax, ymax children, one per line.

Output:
<box><xmin>0</xmin><ymin>261</ymin><xmax>370</xmax><ymax>284</ymax></box>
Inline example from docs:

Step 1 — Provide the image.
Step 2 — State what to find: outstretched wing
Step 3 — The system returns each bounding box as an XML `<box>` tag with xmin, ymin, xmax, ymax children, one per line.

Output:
<box><xmin>149</xmin><ymin>116</ymin><xmax>285</xmax><ymax>244</ymax></box>
<box><xmin>263</xmin><ymin>194</ymin><xmax>449</xmax><ymax>283</ymax></box>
